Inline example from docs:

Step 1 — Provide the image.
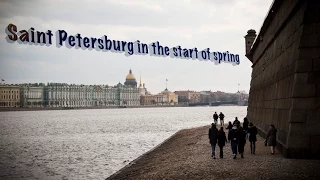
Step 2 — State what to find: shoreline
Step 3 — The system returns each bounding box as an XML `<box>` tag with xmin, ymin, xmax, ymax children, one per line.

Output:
<box><xmin>106</xmin><ymin>126</ymin><xmax>320</xmax><ymax>180</ymax></box>
<box><xmin>0</xmin><ymin>104</ymin><xmax>190</xmax><ymax>112</ymax></box>
<box><xmin>0</xmin><ymin>104</ymin><xmax>243</xmax><ymax>112</ymax></box>
<box><xmin>106</xmin><ymin>127</ymin><xmax>187</xmax><ymax>180</ymax></box>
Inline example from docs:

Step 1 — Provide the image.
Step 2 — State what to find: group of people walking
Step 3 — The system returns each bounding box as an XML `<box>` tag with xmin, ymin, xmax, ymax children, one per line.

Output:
<box><xmin>209</xmin><ymin>113</ymin><xmax>278</xmax><ymax>159</ymax></box>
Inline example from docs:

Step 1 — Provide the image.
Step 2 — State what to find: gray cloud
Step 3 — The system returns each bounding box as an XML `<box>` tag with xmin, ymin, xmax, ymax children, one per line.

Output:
<box><xmin>0</xmin><ymin>0</ymin><xmax>273</xmax><ymax>93</ymax></box>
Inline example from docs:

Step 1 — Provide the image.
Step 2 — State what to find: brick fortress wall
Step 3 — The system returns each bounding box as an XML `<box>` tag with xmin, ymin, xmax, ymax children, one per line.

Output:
<box><xmin>245</xmin><ymin>0</ymin><xmax>320</xmax><ymax>159</ymax></box>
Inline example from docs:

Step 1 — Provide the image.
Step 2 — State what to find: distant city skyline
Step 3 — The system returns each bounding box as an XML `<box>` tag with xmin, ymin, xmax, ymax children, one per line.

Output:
<box><xmin>0</xmin><ymin>0</ymin><xmax>273</xmax><ymax>94</ymax></box>
<box><xmin>0</xmin><ymin>68</ymin><xmax>250</xmax><ymax>94</ymax></box>
<box><xmin>0</xmin><ymin>77</ymin><xmax>248</xmax><ymax>95</ymax></box>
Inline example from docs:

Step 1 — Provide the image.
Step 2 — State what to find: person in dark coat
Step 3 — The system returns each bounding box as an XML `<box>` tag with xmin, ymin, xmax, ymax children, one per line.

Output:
<box><xmin>247</xmin><ymin>122</ymin><xmax>258</xmax><ymax>154</ymax></box>
<box><xmin>219</xmin><ymin>112</ymin><xmax>225</xmax><ymax>126</ymax></box>
<box><xmin>237</xmin><ymin>125</ymin><xmax>246</xmax><ymax>158</ymax></box>
<box><xmin>228</xmin><ymin>123</ymin><xmax>239</xmax><ymax>159</ymax></box>
<box><xmin>226</xmin><ymin>121</ymin><xmax>233</xmax><ymax>142</ymax></box>
<box><xmin>217</xmin><ymin>127</ymin><xmax>228</xmax><ymax>158</ymax></box>
<box><xmin>243</xmin><ymin>117</ymin><xmax>249</xmax><ymax>138</ymax></box>
<box><xmin>233</xmin><ymin>117</ymin><xmax>240</xmax><ymax>125</ymax></box>
<box><xmin>208</xmin><ymin>123</ymin><xmax>218</xmax><ymax>159</ymax></box>
<box><xmin>266</xmin><ymin>124</ymin><xmax>277</xmax><ymax>154</ymax></box>
<box><xmin>213</xmin><ymin>112</ymin><xmax>218</xmax><ymax>125</ymax></box>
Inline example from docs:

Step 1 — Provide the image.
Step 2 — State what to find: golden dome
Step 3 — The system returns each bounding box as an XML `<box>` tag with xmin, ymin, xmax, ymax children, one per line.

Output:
<box><xmin>125</xmin><ymin>69</ymin><xmax>136</xmax><ymax>80</ymax></box>
<box><xmin>126</xmin><ymin>74</ymin><xmax>136</xmax><ymax>80</ymax></box>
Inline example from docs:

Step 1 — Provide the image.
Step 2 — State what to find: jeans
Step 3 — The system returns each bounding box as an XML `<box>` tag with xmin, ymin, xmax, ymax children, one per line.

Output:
<box><xmin>250</xmin><ymin>141</ymin><xmax>256</xmax><ymax>153</ymax></box>
<box><xmin>231</xmin><ymin>141</ymin><xmax>238</xmax><ymax>155</ymax></box>
<box><xmin>220</xmin><ymin>119</ymin><xmax>224</xmax><ymax>126</ymax></box>
<box><xmin>211</xmin><ymin>144</ymin><xmax>216</xmax><ymax>156</ymax></box>
<box><xmin>219</xmin><ymin>146</ymin><xmax>224</xmax><ymax>158</ymax></box>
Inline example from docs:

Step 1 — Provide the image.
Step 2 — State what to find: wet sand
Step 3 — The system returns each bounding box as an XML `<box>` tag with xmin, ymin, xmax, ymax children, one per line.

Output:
<box><xmin>107</xmin><ymin>126</ymin><xmax>320</xmax><ymax>180</ymax></box>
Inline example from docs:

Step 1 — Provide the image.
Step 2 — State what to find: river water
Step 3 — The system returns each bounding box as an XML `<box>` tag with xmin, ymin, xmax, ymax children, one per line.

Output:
<box><xmin>0</xmin><ymin>106</ymin><xmax>247</xmax><ymax>179</ymax></box>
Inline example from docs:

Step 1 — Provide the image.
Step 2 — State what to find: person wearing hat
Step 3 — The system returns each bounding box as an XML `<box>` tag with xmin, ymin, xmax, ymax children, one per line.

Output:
<box><xmin>208</xmin><ymin>123</ymin><xmax>218</xmax><ymax>159</ymax></box>
<box><xmin>248</xmin><ymin>122</ymin><xmax>258</xmax><ymax>154</ymax></box>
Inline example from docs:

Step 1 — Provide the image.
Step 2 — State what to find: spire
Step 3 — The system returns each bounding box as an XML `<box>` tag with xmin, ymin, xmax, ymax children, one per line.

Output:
<box><xmin>140</xmin><ymin>71</ymin><xmax>142</xmax><ymax>87</ymax></box>
<box><xmin>129</xmin><ymin>68</ymin><xmax>132</xmax><ymax>74</ymax></box>
<box><xmin>139</xmin><ymin>71</ymin><xmax>143</xmax><ymax>88</ymax></box>
<box><xmin>165</xmin><ymin>79</ymin><xmax>168</xmax><ymax>90</ymax></box>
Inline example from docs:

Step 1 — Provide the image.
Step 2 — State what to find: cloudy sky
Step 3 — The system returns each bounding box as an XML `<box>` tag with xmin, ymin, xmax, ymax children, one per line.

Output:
<box><xmin>0</xmin><ymin>0</ymin><xmax>273</xmax><ymax>94</ymax></box>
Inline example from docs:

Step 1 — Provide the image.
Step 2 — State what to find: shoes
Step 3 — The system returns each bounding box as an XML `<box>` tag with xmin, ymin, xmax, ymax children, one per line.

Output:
<box><xmin>233</xmin><ymin>154</ymin><xmax>237</xmax><ymax>159</ymax></box>
<box><xmin>253</xmin><ymin>152</ymin><xmax>255</xmax><ymax>154</ymax></box>
<box><xmin>241</xmin><ymin>154</ymin><xmax>244</xmax><ymax>158</ymax></box>
<box><xmin>213</xmin><ymin>156</ymin><xmax>216</xmax><ymax>159</ymax></box>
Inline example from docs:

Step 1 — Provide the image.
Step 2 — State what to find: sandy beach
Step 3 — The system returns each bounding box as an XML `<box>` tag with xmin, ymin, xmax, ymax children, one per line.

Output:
<box><xmin>107</xmin><ymin>125</ymin><xmax>320</xmax><ymax>180</ymax></box>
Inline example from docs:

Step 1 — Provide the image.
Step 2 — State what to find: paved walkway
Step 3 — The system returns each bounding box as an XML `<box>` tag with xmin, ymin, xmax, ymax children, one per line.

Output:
<box><xmin>107</xmin><ymin>126</ymin><xmax>320</xmax><ymax>180</ymax></box>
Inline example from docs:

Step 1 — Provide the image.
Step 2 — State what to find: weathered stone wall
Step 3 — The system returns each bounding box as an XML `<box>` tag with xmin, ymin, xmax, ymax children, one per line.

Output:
<box><xmin>247</xmin><ymin>0</ymin><xmax>320</xmax><ymax>159</ymax></box>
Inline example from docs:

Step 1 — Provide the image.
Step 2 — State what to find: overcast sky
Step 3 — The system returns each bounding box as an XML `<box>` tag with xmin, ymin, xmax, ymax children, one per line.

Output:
<box><xmin>0</xmin><ymin>0</ymin><xmax>273</xmax><ymax>94</ymax></box>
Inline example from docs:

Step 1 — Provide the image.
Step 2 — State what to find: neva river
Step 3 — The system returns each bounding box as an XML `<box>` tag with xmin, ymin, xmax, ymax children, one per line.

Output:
<box><xmin>0</xmin><ymin>106</ymin><xmax>247</xmax><ymax>179</ymax></box>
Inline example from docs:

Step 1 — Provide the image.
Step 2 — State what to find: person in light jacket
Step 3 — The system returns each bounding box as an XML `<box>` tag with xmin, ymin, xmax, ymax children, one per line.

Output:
<box><xmin>266</xmin><ymin>124</ymin><xmax>277</xmax><ymax>154</ymax></box>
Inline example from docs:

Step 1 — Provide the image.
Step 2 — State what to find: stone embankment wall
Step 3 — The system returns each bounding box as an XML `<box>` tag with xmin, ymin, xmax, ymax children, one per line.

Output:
<box><xmin>245</xmin><ymin>0</ymin><xmax>320</xmax><ymax>159</ymax></box>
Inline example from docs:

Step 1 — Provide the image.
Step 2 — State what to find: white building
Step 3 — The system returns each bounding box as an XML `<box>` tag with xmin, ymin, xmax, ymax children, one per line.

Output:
<box><xmin>44</xmin><ymin>83</ymin><xmax>88</xmax><ymax>107</ymax></box>
<box><xmin>105</xmin><ymin>87</ymin><xmax>118</xmax><ymax>106</ymax></box>
<box><xmin>43</xmin><ymin>82</ymin><xmax>140</xmax><ymax>107</ymax></box>
<box><xmin>20</xmin><ymin>83</ymin><xmax>45</xmax><ymax>107</ymax></box>
<box><xmin>154</xmin><ymin>93</ymin><xmax>168</xmax><ymax>105</ymax></box>
<box><xmin>92</xmin><ymin>85</ymin><xmax>106</xmax><ymax>106</ymax></box>
<box><xmin>115</xmin><ymin>82</ymin><xmax>140</xmax><ymax>106</ymax></box>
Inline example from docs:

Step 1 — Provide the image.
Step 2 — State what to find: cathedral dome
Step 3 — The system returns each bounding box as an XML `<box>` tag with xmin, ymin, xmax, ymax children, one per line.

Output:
<box><xmin>125</xmin><ymin>69</ymin><xmax>136</xmax><ymax>80</ymax></box>
<box><xmin>124</xmin><ymin>69</ymin><xmax>137</xmax><ymax>87</ymax></box>
<box><xmin>126</xmin><ymin>72</ymin><xmax>136</xmax><ymax>80</ymax></box>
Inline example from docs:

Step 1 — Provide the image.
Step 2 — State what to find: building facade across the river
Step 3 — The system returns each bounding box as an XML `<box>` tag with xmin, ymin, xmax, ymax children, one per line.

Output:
<box><xmin>0</xmin><ymin>85</ymin><xmax>20</xmax><ymax>107</ymax></box>
<box><xmin>0</xmin><ymin>69</ymin><xmax>143</xmax><ymax>108</ymax></box>
<box><xmin>20</xmin><ymin>83</ymin><xmax>45</xmax><ymax>107</ymax></box>
<box><xmin>0</xmin><ymin>69</ymin><xmax>249</xmax><ymax>108</ymax></box>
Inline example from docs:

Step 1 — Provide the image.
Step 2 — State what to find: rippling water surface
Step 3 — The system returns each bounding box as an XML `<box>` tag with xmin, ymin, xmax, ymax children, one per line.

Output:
<box><xmin>0</xmin><ymin>106</ymin><xmax>247</xmax><ymax>179</ymax></box>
